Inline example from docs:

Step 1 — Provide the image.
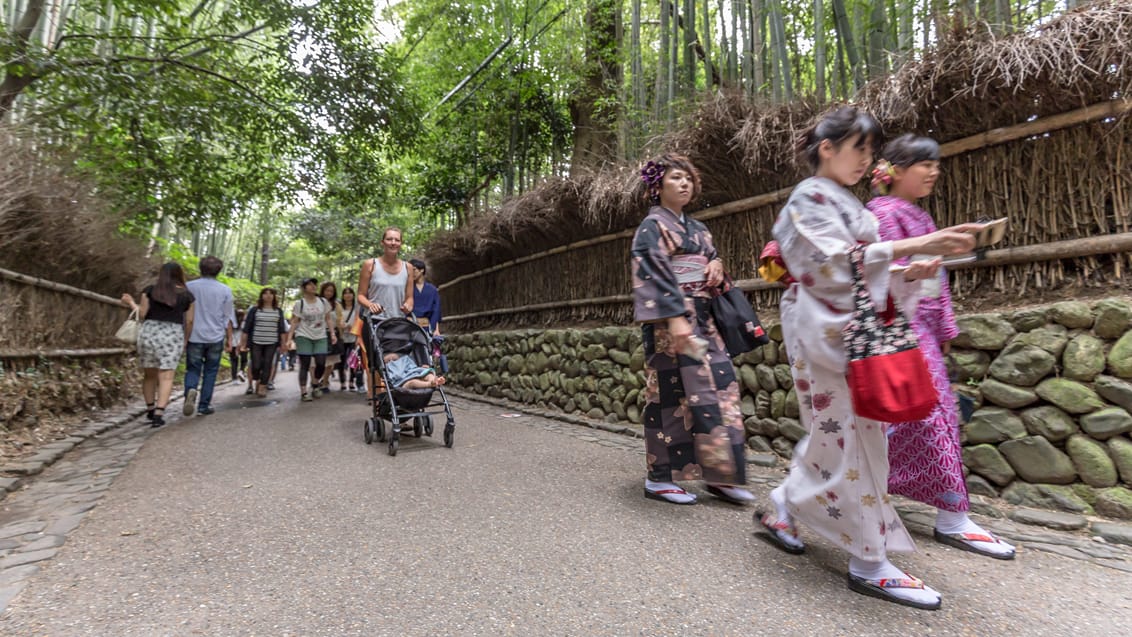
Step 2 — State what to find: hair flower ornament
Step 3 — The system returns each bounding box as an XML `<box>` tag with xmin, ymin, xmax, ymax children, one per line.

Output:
<box><xmin>640</xmin><ymin>160</ymin><xmax>666</xmax><ymax>187</ymax></box>
<box><xmin>871</xmin><ymin>159</ymin><xmax>896</xmax><ymax>194</ymax></box>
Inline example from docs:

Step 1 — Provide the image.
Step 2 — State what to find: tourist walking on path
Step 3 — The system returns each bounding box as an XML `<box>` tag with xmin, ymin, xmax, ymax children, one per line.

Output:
<box><xmin>867</xmin><ymin>134</ymin><xmax>1015</xmax><ymax>560</ymax></box>
<box><xmin>316</xmin><ymin>281</ymin><xmax>345</xmax><ymax>394</ymax></box>
<box><xmin>357</xmin><ymin>227</ymin><xmax>414</xmax><ymax>397</ymax></box>
<box><xmin>629</xmin><ymin>153</ymin><xmax>754</xmax><ymax>507</ymax></box>
<box><xmin>229</xmin><ymin>309</ymin><xmax>248</xmax><ymax>384</ymax></box>
<box><xmin>184</xmin><ymin>256</ymin><xmax>236</xmax><ymax>417</ymax></box>
<box><xmin>409</xmin><ymin>258</ymin><xmax>442</xmax><ymax>335</ymax></box>
<box><xmin>339</xmin><ymin>287</ymin><xmax>363</xmax><ymax>392</ymax></box>
<box><xmin>121</xmin><ymin>263</ymin><xmax>195</xmax><ymax>427</ymax></box>
<box><xmin>761</xmin><ymin>107</ymin><xmax>978</xmax><ymax>610</ymax></box>
<box><xmin>287</xmin><ymin>278</ymin><xmax>337</xmax><ymax>402</ymax></box>
<box><xmin>239</xmin><ymin>288</ymin><xmax>288</xmax><ymax>398</ymax></box>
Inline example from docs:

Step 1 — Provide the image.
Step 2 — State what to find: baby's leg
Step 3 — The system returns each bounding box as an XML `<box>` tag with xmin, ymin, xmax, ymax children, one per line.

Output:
<box><xmin>402</xmin><ymin>378</ymin><xmax>431</xmax><ymax>389</ymax></box>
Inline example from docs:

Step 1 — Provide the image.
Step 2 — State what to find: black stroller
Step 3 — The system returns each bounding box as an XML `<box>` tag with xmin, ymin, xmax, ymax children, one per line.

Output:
<box><xmin>362</xmin><ymin>315</ymin><xmax>455</xmax><ymax>456</ymax></box>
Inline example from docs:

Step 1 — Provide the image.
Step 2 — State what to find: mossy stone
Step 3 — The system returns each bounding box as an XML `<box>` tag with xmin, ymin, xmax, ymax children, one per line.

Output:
<box><xmin>1034</xmin><ymin>378</ymin><xmax>1105</xmax><ymax>414</ymax></box>
<box><xmin>1020</xmin><ymin>405</ymin><xmax>1078</xmax><ymax>442</ymax></box>
<box><xmin>1093</xmin><ymin>299</ymin><xmax>1132</xmax><ymax>339</ymax></box>
<box><xmin>1049</xmin><ymin>301</ymin><xmax>1095</xmax><ymax>329</ymax></box>
<box><xmin>961</xmin><ymin>444</ymin><xmax>1016</xmax><ymax>486</ymax></box>
<box><xmin>988</xmin><ymin>343</ymin><xmax>1056</xmax><ymax>387</ymax></box>
<box><xmin>964</xmin><ymin>407</ymin><xmax>1027</xmax><ymax>444</ymax></box>
<box><xmin>979</xmin><ymin>378</ymin><xmax>1039</xmax><ymax>409</ymax></box>
<box><xmin>1066</xmin><ymin>434</ymin><xmax>1118</xmax><ymax>488</ymax></box>
<box><xmin>954</xmin><ymin>314</ymin><xmax>1016</xmax><ymax>350</ymax></box>
<box><xmin>1062</xmin><ymin>334</ymin><xmax>1106</xmax><ymax>381</ymax></box>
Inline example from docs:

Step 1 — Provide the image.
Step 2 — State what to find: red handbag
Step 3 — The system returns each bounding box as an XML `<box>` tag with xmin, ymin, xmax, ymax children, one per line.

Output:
<box><xmin>842</xmin><ymin>247</ymin><xmax>937</xmax><ymax>423</ymax></box>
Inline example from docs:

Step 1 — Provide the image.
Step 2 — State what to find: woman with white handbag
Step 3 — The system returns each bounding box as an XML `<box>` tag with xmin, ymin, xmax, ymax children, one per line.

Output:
<box><xmin>121</xmin><ymin>262</ymin><xmax>195</xmax><ymax>427</ymax></box>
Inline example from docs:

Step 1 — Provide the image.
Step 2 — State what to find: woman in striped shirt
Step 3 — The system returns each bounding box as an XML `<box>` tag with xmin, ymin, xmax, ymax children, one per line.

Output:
<box><xmin>239</xmin><ymin>288</ymin><xmax>288</xmax><ymax>397</ymax></box>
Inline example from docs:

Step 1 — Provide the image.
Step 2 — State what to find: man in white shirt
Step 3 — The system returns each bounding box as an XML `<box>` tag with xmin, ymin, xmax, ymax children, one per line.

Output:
<box><xmin>184</xmin><ymin>256</ymin><xmax>235</xmax><ymax>416</ymax></box>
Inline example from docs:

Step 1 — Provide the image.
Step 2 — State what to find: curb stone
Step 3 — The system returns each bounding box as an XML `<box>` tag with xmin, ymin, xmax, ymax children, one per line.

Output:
<box><xmin>1010</xmin><ymin>507</ymin><xmax>1088</xmax><ymax>530</ymax></box>
<box><xmin>0</xmin><ymin>391</ymin><xmax>185</xmax><ymax>503</ymax></box>
<box><xmin>1091</xmin><ymin>521</ymin><xmax>1132</xmax><ymax>546</ymax></box>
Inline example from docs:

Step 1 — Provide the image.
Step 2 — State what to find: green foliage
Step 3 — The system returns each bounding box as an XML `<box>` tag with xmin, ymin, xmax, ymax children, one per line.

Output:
<box><xmin>159</xmin><ymin>239</ymin><xmax>262</xmax><ymax>309</ymax></box>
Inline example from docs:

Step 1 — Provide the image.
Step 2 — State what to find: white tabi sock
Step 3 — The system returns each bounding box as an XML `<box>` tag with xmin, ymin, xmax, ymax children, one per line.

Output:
<box><xmin>765</xmin><ymin>486</ymin><xmax>804</xmax><ymax>550</ymax></box>
<box><xmin>707</xmin><ymin>483</ymin><xmax>756</xmax><ymax>502</ymax></box>
<box><xmin>848</xmin><ymin>557</ymin><xmax>940</xmax><ymax>606</ymax></box>
<box><xmin>935</xmin><ymin>509</ymin><xmax>1015</xmax><ymax>556</ymax></box>
<box><xmin>645</xmin><ymin>479</ymin><xmax>696</xmax><ymax>504</ymax></box>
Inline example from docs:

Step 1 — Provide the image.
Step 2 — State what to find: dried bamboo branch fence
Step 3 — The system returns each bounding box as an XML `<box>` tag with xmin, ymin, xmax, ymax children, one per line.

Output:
<box><xmin>439</xmin><ymin>99</ymin><xmax>1132</xmax><ymax>330</ymax></box>
<box><xmin>0</xmin><ymin>267</ymin><xmax>132</xmax><ymax>365</ymax></box>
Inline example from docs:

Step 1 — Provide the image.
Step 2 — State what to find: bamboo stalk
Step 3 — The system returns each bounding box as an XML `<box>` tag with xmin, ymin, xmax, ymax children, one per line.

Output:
<box><xmin>439</xmin><ymin>98</ymin><xmax>1132</xmax><ymax>292</ymax></box>
<box><xmin>445</xmin><ymin>231</ymin><xmax>1132</xmax><ymax>322</ymax></box>
<box><xmin>0</xmin><ymin>347</ymin><xmax>132</xmax><ymax>358</ymax></box>
<box><xmin>0</xmin><ymin>266</ymin><xmax>125</xmax><ymax>306</ymax></box>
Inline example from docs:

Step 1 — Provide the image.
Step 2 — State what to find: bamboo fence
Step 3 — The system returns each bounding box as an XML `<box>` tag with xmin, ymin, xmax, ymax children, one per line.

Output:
<box><xmin>439</xmin><ymin>99</ymin><xmax>1132</xmax><ymax>330</ymax></box>
<box><xmin>0</xmin><ymin>266</ymin><xmax>133</xmax><ymax>363</ymax></box>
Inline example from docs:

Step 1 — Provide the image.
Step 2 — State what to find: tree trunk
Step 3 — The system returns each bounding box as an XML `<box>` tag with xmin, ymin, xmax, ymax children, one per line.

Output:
<box><xmin>814</xmin><ymin>0</ymin><xmax>825</xmax><ymax>102</ymax></box>
<box><xmin>867</xmin><ymin>1</ymin><xmax>887</xmax><ymax>80</ymax></box>
<box><xmin>569</xmin><ymin>0</ymin><xmax>621</xmax><ymax>177</ymax></box>
<box><xmin>656</xmin><ymin>0</ymin><xmax>670</xmax><ymax>122</ymax></box>
<box><xmin>0</xmin><ymin>0</ymin><xmax>46</xmax><ymax>119</ymax></box>
<box><xmin>768</xmin><ymin>0</ymin><xmax>792</xmax><ymax>101</ymax></box>
<box><xmin>831</xmin><ymin>0</ymin><xmax>863</xmax><ymax>90</ymax></box>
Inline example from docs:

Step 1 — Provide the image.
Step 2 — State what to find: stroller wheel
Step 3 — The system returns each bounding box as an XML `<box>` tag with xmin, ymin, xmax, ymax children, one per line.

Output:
<box><xmin>413</xmin><ymin>417</ymin><xmax>423</xmax><ymax>438</ymax></box>
<box><xmin>376</xmin><ymin>418</ymin><xmax>386</xmax><ymax>443</ymax></box>
<box><xmin>443</xmin><ymin>426</ymin><xmax>454</xmax><ymax>448</ymax></box>
<box><xmin>363</xmin><ymin>418</ymin><xmax>374</xmax><ymax>445</ymax></box>
<box><xmin>388</xmin><ymin>437</ymin><xmax>399</xmax><ymax>456</ymax></box>
<box><xmin>424</xmin><ymin>415</ymin><xmax>434</xmax><ymax>437</ymax></box>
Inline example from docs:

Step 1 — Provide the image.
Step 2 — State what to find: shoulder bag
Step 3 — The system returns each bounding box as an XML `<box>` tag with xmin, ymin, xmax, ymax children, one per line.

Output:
<box><xmin>842</xmin><ymin>246</ymin><xmax>937</xmax><ymax>422</ymax></box>
<box><xmin>115</xmin><ymin>308</ymin><xmax>141</xmax><ymax>345</ymax></box>
<box><xmin>709</xmin><ymin>278</ymin><xmax>769</xmax><ymax>356</ymax></box>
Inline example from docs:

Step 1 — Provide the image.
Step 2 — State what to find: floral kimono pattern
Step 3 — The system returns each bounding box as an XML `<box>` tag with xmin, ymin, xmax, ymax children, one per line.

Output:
<box><xmin>772</xmin><ymin>177</ymin><xmax>922</xmax><ymax>561</ymax></box>
<box><xmin>631</xmin><ymin>206</ymin><xmax>746</xmax><ymax>486</ymax></box>
<box><xmin>868</xmin><ymin>195</ymin><xmax>968</xmax><ymax>512</ymax></box>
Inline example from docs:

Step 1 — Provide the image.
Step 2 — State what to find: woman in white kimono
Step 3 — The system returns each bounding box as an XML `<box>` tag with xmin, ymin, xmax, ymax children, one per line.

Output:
<box><xmin>756</xmin><ymin>107</ymin><xmax>977</xmax><ymax>610</ymax></box>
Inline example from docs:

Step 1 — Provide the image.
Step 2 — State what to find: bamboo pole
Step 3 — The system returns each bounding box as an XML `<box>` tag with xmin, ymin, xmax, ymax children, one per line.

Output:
<box><xmin>0</xmin><ymin>347</ymin><xmax>132</xmax><ymax>358</ymax></box>
<box><xmin>439</xmin><ymin>98</ymin><xmax>1132</xmax><ymax>292</ymax></box>
<box><xmin>0</xmin><ymin>266</ymin><xmax>125</xmax><ymax>306</ymax></box>
<box><xmin>444</xmin><ymin>231</ymin><xmax>1132</xmax><ymax>322</ymax></box>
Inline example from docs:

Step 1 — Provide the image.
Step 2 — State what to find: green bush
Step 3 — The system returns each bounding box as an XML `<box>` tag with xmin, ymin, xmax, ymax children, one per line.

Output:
<box><xmin>161</xmin><ymin>241</ymin><xmax>263</xmax><ymax>309</ymax></box>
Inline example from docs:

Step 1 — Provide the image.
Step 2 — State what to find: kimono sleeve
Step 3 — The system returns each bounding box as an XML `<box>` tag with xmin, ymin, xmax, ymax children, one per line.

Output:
<box><xmin>937</xmin><ymin>270</ymin><xmax>961</xmax><ymax>342</ymax></box>
<box><xmin>631</xmin><ymin>217</ymin><xmax>686</xmax><ymax>323</ymax></box>
<box><xmin>778</xmin><ymin>190</ymin><xmax>898</xmax><ymax>312</ymax></box>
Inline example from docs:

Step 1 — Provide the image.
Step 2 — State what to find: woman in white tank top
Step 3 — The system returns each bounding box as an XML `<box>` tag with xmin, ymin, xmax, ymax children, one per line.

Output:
<box><xmin>356</xmin><ymin>227</ymin><xmax>415</xmax><ymax>395</ymax></box>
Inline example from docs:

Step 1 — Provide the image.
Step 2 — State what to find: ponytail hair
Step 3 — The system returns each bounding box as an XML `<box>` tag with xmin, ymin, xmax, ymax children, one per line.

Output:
<box><xmin>797</xmin><ymin>106</ymin><xmax>883</xmax><ymax>172</ymax></box>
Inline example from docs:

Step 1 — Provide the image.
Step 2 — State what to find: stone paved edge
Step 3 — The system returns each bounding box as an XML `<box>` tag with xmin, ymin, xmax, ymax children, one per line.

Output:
<box><xmin>0</xmin><ymin>391</ymin><xmax>184</xmax><ymax>502</ymax></box>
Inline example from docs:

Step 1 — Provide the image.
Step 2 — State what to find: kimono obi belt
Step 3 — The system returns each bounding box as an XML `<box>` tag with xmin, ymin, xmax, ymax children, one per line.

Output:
<box><xmin>672</xmin><ymin>254</ymin><xmax>709</xmax><ymax>293</ymax></box>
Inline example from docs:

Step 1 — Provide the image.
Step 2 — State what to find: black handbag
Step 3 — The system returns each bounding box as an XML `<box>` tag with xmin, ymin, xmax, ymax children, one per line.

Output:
<box><xmin>710</xmin><ymin>279</ymin><xmax>770</xmax><ymax>356</ymax></box>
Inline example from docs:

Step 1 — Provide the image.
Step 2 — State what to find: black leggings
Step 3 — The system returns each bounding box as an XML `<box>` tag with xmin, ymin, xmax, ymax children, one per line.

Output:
<box><xmin>228</xmin><ymin>349</ymin><xmax>247</xmax><ymax>378</ymax></box>
<box><xmin>250</xmin><ymin>343</ymin><xmax>276</xmax><ymax>384</ymax></box>
<box><xmin>299</xmin><ymin>354</ymin><xmax>326</xmax><ymax>390</ymax></box>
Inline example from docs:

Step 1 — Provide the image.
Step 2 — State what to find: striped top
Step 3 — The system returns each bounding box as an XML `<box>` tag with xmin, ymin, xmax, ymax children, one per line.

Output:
<box><xmin>251</xmin><ymin>308</ymin><xmax>283</xmax><ymax>345</ymax></box>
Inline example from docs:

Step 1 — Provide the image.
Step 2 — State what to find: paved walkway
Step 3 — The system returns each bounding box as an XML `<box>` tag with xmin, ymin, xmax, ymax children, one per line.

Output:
<box><xmin>1</xmin><ymin>378</ymin><xmax>1132</xmax><ymax>636</ymax></box>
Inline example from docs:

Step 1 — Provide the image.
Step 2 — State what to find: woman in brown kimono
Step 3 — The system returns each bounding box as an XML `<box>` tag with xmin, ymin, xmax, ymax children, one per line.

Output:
<box><xmin>630</xmin><ymin>154</ymin><xmax>753</xmax><ymax>506</ymax></box>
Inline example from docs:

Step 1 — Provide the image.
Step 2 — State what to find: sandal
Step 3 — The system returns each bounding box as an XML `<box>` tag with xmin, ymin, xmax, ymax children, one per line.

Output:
<box><xmin>706</xmin><ymin>484</ymin><xmax>755</xmax><ymax>505</ymax></box>
<box><xmin>644</xmin><ymin>487</ymin><xmax>697</xmax><ymax>505</ymax></box>
<box><xmin>754</xmin><ymin>510</ymin><xmax>805</xmax><ymax>554</ymax></box>
<box><xmin>933</xmin><ymin>529</ymin><xmax>1016</xmax><ymax>560</ymax></box>
<box><xmin>145</xmin><ymin>403</ymin><xmax>156</xmax><ymax>421</ymax></box>
<box><xmin>150</xmin><ymin>408</ymin><xmax>166</xmax><ymax>428</ymax></box>
<box><xmin>846</xmin><ymin>573</ymin><xmax>941</xmax><ymax>611</ymax></box>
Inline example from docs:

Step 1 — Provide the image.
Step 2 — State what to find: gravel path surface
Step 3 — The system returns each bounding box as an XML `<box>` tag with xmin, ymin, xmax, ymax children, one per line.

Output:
<box><xmin>2</xmin><ymin>378</ymin><xmax>1130</xmax><ymax>636</ymax></box>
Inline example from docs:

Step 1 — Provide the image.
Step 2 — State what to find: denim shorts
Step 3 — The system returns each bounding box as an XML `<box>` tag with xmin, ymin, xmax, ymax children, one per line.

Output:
<box><xmin>294</xmin><ymin>336</ymin><xmax>328</xmax><ymax>356</ymax></box>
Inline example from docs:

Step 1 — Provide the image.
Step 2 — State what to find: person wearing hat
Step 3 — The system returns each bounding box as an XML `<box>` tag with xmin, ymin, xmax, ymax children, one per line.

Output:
<box><xmin>409</xmin><ymin>258</ymin><xmax>441</xmax><ymax>335</ymax></box>
<box><xmin>286</xmin><ymin>277</ymin><xmax>337</xmax><ymax>401</ymax></box>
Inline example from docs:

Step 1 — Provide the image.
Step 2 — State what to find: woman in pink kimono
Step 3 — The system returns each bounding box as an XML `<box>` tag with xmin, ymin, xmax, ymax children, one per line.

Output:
<box><xmin>868</xmin><ymin>134</ymin><xmax>1015</xmax><ymax>560</ymax></box>
<box><xmin>757</xmin><ymin>107</ymin><xmax>977</xmax><ymax>610</ymax></box>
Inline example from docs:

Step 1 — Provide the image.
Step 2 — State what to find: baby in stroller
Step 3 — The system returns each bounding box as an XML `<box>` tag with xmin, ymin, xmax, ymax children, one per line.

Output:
<box><xmin>383</xmin><ymin>352</ymin><xmax>446</xmax><ymax>389</ymax></box>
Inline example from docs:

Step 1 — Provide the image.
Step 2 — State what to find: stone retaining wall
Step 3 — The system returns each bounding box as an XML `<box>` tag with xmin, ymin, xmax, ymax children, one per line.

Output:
<box><xmin>445</xmin><ymin>298</ymin><xmax>1132</xmax><ymax>519</ymax></box>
